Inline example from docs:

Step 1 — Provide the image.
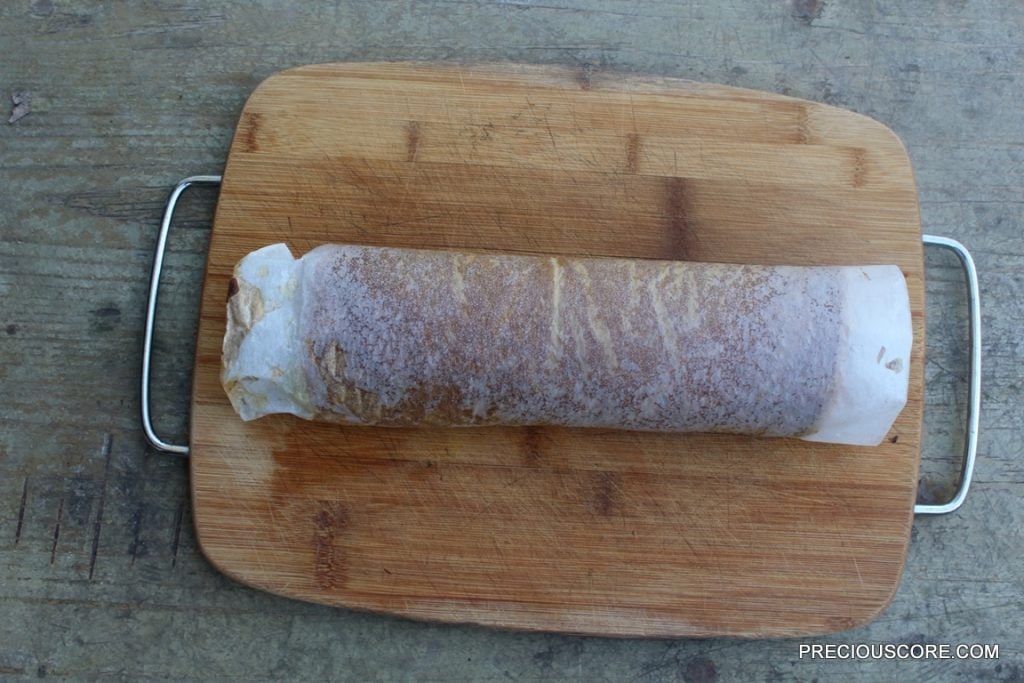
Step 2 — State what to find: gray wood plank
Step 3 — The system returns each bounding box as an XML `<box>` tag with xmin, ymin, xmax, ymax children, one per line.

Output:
<box><xmin>1</xmin><ymin>0</ymin><xmax>1021</xmax><ymax>680</ymax></box>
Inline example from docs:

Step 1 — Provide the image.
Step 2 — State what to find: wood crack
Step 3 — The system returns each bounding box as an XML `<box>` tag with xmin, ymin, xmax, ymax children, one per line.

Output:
<box><xmin>14</xmin><ymin>477</ymin><xmax>29</xmax><ymax>545</ymax></box>
<box><xmin>88</xmin><ymin>432</ymin><xmax>113</xmax><ymax>580</ymax></box>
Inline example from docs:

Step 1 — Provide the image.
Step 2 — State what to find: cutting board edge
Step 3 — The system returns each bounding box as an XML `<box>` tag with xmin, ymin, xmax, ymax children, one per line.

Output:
<box><xmin>241</xmin><ymin>61</ymin><xmax>918</xmax><ymax>157</ymax></box>
<box><xmin>186</xmin><ymin>527</ymin><xmax>908</xmax><ymax>639</ymax></box>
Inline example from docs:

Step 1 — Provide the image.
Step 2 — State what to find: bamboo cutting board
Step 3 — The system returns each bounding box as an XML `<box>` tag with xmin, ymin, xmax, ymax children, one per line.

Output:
<box><xmin>191</xmin><ymin>63</ymin><xmax>924</xmax><ymax>638</ymax></box>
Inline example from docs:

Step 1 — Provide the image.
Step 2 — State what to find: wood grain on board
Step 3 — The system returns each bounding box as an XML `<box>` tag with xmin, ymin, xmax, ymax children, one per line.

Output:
<box><xmin>190</xmin><ymin>63</ymin><xmax>924</xmax><ymax>637</ymax></box>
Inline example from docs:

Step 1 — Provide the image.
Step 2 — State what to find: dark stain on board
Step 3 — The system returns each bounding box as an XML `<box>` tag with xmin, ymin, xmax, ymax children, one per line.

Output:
<box><xmin>851</xmin><ymin>148</ymin><xmax>867</xmax><ymax>187</ymax></box>
<box><xmin>588</xmin><ymin>471</ymin><xmax>622</xmax><ymax>517</ymax></box>
<box><xmin>663</xmin><ymin>177</ymin><xmax>698</xmax><ymax>259</ymax></box>
<box><xmin>406</xmin><ymin>121</ymin><xmax>422</xmax><ymax>162</ymax></box>
<box><xmin>796</xmin><ymin>105</ymin><xmax>813</xmax><ymax>143</ymax></box>
<box><xmin>625</xmin><ymin>133</ymin><xmax>641</xmax><ymax>174</ymax></box>
<box><xmin>313</xmin><ymin>500</ymin><xmax>349</xmax><ymax>589</ymax></box>
<box><xmin>240</xmin><ymin>111</ymin><xmax>264</xmax><ymax>153</ymax></box>
<box><xmin>522</xmin><ymin>427</ymin><xmax>544</xmax><ymax>467</ymax></box>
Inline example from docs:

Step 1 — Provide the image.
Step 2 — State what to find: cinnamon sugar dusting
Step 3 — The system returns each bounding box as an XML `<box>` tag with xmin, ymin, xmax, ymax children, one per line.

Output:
<box><xmin>298</xmin><ymin>245</ymin><xmax>843</xmax><ymax>435</ymax></box>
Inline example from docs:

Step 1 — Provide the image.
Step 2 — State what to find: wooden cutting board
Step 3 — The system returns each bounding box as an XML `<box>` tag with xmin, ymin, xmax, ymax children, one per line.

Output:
<box><xmin>191</xmin><ymin>63</ymin><xmax>924</xmax><ymax>638</ymax></box>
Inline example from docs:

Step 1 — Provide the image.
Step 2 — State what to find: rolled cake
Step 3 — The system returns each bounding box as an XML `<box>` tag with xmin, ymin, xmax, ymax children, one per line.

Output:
<box><xmin>222</xmin><ymin>243</ymin><xmax>911</xmax><ymax>446</ymax></box>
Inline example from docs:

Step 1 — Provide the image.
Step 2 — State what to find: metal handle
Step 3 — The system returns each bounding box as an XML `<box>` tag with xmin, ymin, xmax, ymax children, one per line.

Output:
<box><xmin>141</xmin><ymin>175</ymin><xmax>222</xmax><ymax>456</ymax></box>
<box><xmin>915</xmin><ymin>234</ymin><xmax>982</xmax><ymax>515</ymax></box>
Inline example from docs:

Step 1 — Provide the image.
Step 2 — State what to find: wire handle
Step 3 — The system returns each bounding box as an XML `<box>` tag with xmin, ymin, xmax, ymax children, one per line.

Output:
<box><xmin>915</xmin><ymin>235</ymin><xmax>982</xmax><ymax>514</ymax></box>
<box><xmin>141</xmin><ymin>175</ymin><xmax>222</xmax><ymax>455</ymax></box>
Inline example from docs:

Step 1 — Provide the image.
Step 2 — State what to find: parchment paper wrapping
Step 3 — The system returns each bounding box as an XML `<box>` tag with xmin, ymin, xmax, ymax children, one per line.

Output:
<box><xmin>222</xmin><ymin>243</ymin><xmax>911</xmax><ymax>446</ymax></box>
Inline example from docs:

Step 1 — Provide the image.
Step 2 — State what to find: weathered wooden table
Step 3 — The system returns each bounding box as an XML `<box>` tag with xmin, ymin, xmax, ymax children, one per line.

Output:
<box><xmin>2</xmin><ymin>2</ymin><xmax>1020</xmax><ymax>680</ymax></box>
